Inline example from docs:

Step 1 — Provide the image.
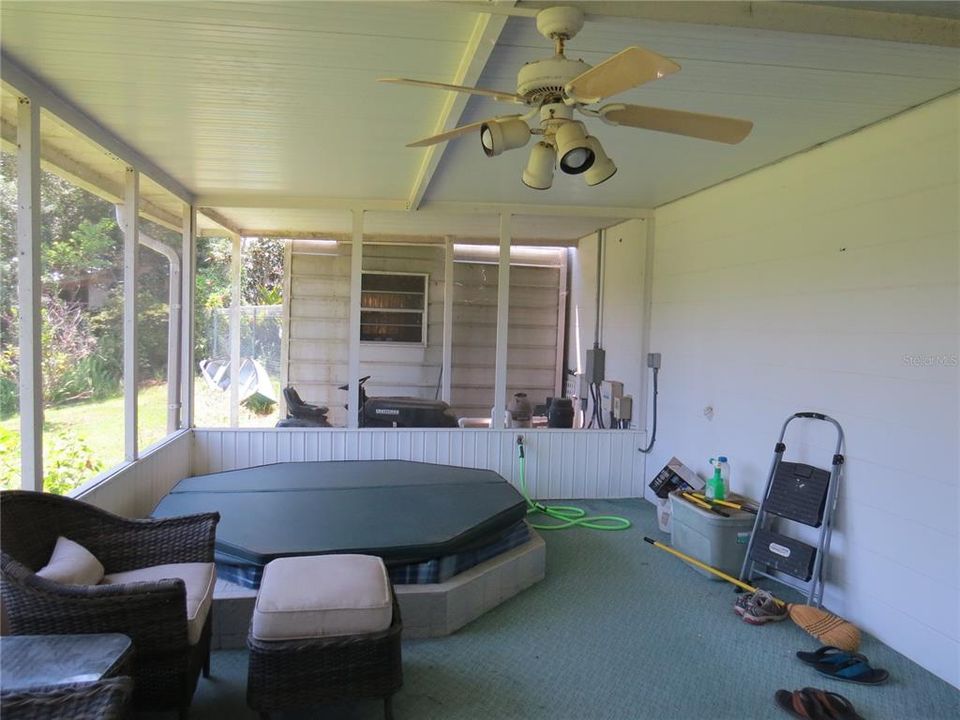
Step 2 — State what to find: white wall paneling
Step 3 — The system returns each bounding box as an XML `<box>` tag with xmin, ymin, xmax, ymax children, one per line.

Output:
<box><xmin>568</xmin><ymin>219</ymin><xmax>650</xmax><ymax>427</ymax></box>
<box><xmin>74</xmin><ymin>430</ymin><xmax>193</xmax><ymax>518</ymax></box>
<box><xmin>451</xmin><ymin>255</ymin><xmax>565</xmax><ymax>421</ymax></box>
<box><xmin>192</xmin><ymin>428</ymin><xmax>647</xmax><ymax>500</ymax></box>
<box><xmin>286</xmin><ymin>240</ymin><xmax>566</xmax><ymax>425</ymax></box>
<box><xmin>648</xmin><ymin>94</ymin><xmax>959</xmax><ymax>687</ymax></box>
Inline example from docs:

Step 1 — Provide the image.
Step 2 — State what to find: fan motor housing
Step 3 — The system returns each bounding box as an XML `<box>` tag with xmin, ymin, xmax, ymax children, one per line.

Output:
<box><xmin>517</xmin><ymin>56</ymin><xmax>591</xmax><ymax>104</ymax></box>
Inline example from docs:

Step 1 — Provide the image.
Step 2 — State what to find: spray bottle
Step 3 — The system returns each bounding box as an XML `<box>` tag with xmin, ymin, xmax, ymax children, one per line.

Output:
<box><xmin>709</xmin><ymin>456</ymin><xmax>731</xmax><ymax>498</ymax></box>
<box><xmin>706</xmin><ymin>465</ymin><xmax>725</xmax><ymax>502</ymax></box>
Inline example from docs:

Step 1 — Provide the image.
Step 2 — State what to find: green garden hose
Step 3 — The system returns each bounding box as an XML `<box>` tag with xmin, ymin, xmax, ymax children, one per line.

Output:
<box><xmin>516</xmin><ymin>436</ymin><xmax>631</xmax><ymax>531</ymax></box>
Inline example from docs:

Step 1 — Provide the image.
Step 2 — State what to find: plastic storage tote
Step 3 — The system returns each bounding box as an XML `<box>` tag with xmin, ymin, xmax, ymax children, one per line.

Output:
<box><xmin>669</xmin><ymin>491</ymin><xmax>756</xmax><ymax>580</ymax></box>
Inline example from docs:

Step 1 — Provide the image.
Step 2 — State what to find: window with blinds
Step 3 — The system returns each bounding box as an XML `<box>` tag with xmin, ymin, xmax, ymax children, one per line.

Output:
<box><xmin>360</xmin><ymin>271</ymin><xmax>428</xmax><ymax>344</ymax></box>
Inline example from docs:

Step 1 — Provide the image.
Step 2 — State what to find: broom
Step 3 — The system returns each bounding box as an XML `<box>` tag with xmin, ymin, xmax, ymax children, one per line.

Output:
<box><xmin>643</xmin><ymin>537</ymin><xmax>860</xmax><ymax>651</ymax></box>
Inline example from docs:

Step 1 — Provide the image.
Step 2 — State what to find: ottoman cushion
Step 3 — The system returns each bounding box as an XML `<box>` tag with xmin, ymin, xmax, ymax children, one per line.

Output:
<box><xmin>252</xmin><ymin>554</ymin><xmax>392</xmax><ymax>641</ymax></box>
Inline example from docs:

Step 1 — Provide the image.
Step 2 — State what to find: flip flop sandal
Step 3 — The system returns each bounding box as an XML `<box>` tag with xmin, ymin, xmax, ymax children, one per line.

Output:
<box><xmin>802</xmin><ymin>687</ymin><xmax>865</xmax><ymax>720</ymax></box>
<box><xmin>775</xmin><ymin>689</ymin><xmax>829</xmax><ymax>720</ymax></box>
<box><xmin>797</xmin><ymin>646</ymin><xmax>867</xmax><ymax>667</ymax></box>
<box><xmin>812</xmin><ymin>654</ymin><xmax>889</xmax><ymax>685</ymax></box>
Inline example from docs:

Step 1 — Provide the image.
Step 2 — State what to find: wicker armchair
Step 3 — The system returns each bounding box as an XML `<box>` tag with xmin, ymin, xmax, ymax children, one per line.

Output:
<box><xmin>0</xmin><ymin>677</ymin><xmax>134</xmax><ymax>720</ymax></box>
<box><xmin>0</xmin><ymin>491</ymin><xmax>219</xmax><ymax>718</ymax></box>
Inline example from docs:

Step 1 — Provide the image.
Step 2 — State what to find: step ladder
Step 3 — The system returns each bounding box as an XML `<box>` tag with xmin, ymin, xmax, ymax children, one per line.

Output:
<box><xmin>740</xmin><ymin>412</ymin><xmax>844</xmax><ymax>608</ymax></box>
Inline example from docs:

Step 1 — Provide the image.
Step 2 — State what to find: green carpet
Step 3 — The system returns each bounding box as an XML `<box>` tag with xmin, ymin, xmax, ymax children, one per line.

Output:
<box><xmin>184</xmin><ymin>499</ymin><xmax>959</xmax><ymax>720</ymax></box>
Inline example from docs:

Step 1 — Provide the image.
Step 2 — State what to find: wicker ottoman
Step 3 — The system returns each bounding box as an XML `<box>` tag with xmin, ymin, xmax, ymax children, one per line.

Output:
<box><xmin>246</xmin><ymin>554</ymin><xmax>403</xmax><ymax>720</ymax></box>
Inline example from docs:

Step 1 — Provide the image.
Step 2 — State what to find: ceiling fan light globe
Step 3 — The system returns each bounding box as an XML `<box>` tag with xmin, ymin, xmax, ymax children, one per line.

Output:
<box><xmin>555</xmin><ymin>121</ymin><xmax>595</xmax><ymax>175</ymax></box>
<box><xmin>583</xmin><ymin>136</ymin><xmax>617</xmax><ymax>186</ymax></box>
<box><xmin>481</xmin><ymin>126</ymin><xmax>494</xmax><ymax>152</ymax></box>
<box><xmin>561</xmin><ymin>147</ymin><xmax>594</xmax><ymax>174</ymax></box>
<box><xmin>480</xmin><ymin>118</ymin><xmax>531</xmax><ymax>158</ymax></box>
<box><xmin>522</xmin><ymin>142</ymin><xmax>556</xmax><ymax>190</ymax></box>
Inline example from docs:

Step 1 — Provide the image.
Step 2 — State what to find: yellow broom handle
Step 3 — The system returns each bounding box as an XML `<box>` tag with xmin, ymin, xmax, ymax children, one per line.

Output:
<box><xmin>681</xmin><ymin>492</ymin><xmax>713</xmax><ymax>511</ymax></box>
<box><xmin>643</xmin><ymin>537</ymin><xmax>785</xmax><ymax>606</ymax></box>
<box><xmin>691</xmin><ymin>492</ymin><xmax>753</xmax><ymax>512</ymax></box>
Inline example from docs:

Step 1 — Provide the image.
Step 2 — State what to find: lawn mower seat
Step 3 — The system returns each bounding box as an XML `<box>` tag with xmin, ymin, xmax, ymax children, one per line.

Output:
<box><xmin>283</xmin><ymin>386</ymin><xmax>329</xmax><ymax>422</ymax></box>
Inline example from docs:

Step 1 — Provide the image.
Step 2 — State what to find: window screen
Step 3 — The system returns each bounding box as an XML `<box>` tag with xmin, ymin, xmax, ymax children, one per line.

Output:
<box><xmin>360</xmin><ymin>272</ymin><xmax>427</xmax><ymax>343</ymax></box>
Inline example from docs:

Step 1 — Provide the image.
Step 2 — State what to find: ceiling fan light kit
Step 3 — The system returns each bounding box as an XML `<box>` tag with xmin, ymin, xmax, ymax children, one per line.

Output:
<box><xmin>522</xmin><ymin>141</ymin><xmax>557</xmax><ymax>190</ymax></box>
<box><xmin>555</xmin><ymin>120</ymin><xmax>595</xmax><ymax>175</ymax></box>
<box><xmin>381</xmin><ymin>4</ymin><xmax>754</xmax><ymax>189</ymax></box>
<box><xmin>480</xmin><ymin>117</ymin><xmax>531</xmax><ymax>157</ymax></box>
<box><xmin>583</xmin><ymin>136</ymin><xmax>617</xmax><ymax>187</ymax></box>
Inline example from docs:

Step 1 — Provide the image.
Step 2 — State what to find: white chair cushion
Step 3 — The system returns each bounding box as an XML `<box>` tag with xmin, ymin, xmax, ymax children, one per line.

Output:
<box><xmin>36</xmin><ymin>536</ymin><xmax>105</xmax><ymax>586</ymax></box>
<box><xmin>252</xmin><ymin>554</ymin><xmax>392</xmax><ymax>641</ymax></box>
<box><xmin>101</xmin><ymin>562</ymin><xmax>215</xmax><ymax>645</ymax></box>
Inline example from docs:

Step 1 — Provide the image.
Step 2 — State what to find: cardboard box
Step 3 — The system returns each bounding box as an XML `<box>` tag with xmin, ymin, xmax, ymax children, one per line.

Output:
<box><xmin>649</xmin><ymin>456</ymin><xmax>705</xmax><ymax>499</ymax></box>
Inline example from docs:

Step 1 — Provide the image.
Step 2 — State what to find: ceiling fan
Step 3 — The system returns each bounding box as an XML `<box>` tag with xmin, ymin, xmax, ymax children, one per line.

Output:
<box><xmin>379</xmin><ymin>5</ymin><xmax>753</xmax><ymax>189</ymax></box>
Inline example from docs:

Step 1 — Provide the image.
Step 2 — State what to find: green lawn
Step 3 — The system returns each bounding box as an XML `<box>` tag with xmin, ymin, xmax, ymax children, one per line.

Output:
<box><xmin>0</xmin><ymin>379</ymin><xmax>279</xmax><ymax>493</ymax></box>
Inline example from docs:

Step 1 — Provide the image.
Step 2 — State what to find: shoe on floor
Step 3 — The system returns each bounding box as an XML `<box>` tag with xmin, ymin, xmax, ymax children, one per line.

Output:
<box><xmin>741</xmin><ymin>589</ymin><xmax>789</xmax><ymax>625</ymax></box>
<box><xmin>734</xmin><ymin>590</ymin><xmax>756</xmax><ymax>617</ymax></box>
<box><xmin>775</xmin><ymin>688</ymin><xmax>864</xmax><ymax>720</ymax></box>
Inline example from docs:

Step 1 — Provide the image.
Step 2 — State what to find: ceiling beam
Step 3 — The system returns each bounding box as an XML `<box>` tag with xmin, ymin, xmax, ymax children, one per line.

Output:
<box><xmin>1</xmin><ymin>118</ymin><xmax>183</xmax><ymax>232</ymax></box>
<box><xmin>406</xmin><ymin>3</ymin><xmax>515</xmax><ymax>211</ymax></box>
<box><xmin>513</xmin><ymin>0</ymin><xmax>960</xmax><ymax>47</ymax></box>
<box><xmin>417</xmin><ymin>200</ymin><xmax>650</xmax><ymax>219</ymax></box>
<box><xmin>1</xmin><ymin>53</ymin><xmax>194</xmax><ymax>202</ymax></box>
<box><xmin>197</xmin><ymin>208</ymin><xmax>243</xmax><ymax>236</ymax></box>
<box><xmin>211</xmin><ymin>229</ymin><xmax>581</xmax><ymax>247</ymax></box>
<box><xmin>194</xmin><ymin>194</ymin><xmax>647</xmax><ymax>219</ymax></box>
<box><xmin>194</xmin><ymin>194</ymin><xmax>408</xmax><ymax>212</ymax></box>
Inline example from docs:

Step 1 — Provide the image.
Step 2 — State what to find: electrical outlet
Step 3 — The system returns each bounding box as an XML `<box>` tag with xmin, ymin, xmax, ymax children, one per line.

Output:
<box><xmin>647</xmin><ymin>352</ymin><xmax>662</xmax><ymax>369</ymax></box>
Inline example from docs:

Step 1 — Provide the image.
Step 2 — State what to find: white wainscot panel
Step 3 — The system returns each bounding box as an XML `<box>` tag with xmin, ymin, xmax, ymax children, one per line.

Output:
<box><xmin>74</xmin><ymin>430</ymin><xmax>193</xmax><ymax>517</ymax></box>
<box><xmin>192</xmin><ymin>429</ymin><xmax>647</xmax><ymax>499</ymax></box>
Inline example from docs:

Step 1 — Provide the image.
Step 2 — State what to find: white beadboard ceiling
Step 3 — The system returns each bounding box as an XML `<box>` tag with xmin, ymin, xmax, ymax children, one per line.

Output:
<box><xmin>1</xmin><ymin>1</ymin><xmax>958</xmax><ymax>238</ymax></box>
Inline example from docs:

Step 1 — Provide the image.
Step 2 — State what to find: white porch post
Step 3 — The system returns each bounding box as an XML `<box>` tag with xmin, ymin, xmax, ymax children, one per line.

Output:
<box><xmin>492</xmin><ymin>214</ymin><xmax>511</xmax><ymax>428</ymax></box>
<box><xmin>16</xmin><ymin>97</ymin><xmax>42</xmax><ymax>491</ymax></box>
<box><xmin>278</xmin><ymin>240</ymin><xmax>293</xmax><ymax>418</ymax></box>
<box><xmin>229</xmin><ymin>233</ymin><xmax>241</xmax><ymax>427</ymax></box>
<box><xmin>121</xmin><ymin>167</ymin><xmax>140</xmax><ymax>461</ymax></box>
<box><xmin>347</xmin><ymin>209</ymin><xmax>364</xmax><ymax>429</ymax></box>
<box><xmin>179</xmin><ymin>204</ymin><xmax>196</xmax><ymax>428</ymax></box>
<box><xmin>441</xmin><ymin>236</ymin><xmax>454</xmax><ymax>404</ymax></box>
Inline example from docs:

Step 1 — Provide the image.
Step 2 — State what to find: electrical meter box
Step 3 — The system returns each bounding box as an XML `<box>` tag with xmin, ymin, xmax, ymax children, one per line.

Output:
<box><xmin>585</xmin><ymin>348</ymin><xmax>605</xmax><ymax>384</ymax></box>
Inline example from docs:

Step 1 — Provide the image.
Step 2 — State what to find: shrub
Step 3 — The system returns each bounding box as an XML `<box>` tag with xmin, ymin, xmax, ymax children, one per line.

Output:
<box><xmin>0</xmin><ymin>426</ymin><xmax>103</xmax><ymax>494</ymax></box>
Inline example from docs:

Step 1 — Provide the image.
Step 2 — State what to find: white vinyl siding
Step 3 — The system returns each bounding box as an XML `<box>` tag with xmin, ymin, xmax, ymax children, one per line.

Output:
<box><xmin>450</xmin><ymin>261</ymin><xmax>564</xmax><ymax>420</ymax></box>
<box><xmin>285</xmin><ymin>241</ymin><xmax>565</xmax><ymax>427</ymax></box>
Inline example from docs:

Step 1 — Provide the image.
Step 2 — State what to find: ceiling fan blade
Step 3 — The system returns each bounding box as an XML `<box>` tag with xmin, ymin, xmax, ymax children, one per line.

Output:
<box><xmin>407</xmin><ymin>116</ymin><xmax>516</xmax><ymax>148</ymax></box>
<box><xmin>601</xmin><ymin>104</ymin><xmax>753</xmax><ymax>144</ymax></box>
<box><xmin>565</xmin><ymin>47</ymin><xmax>680</xmax><ymax>104</ymax></box>
<box><xmin>378</xmin><ymin>78</ymin><xmax>524</xmax><ymax>104</ymax></box>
